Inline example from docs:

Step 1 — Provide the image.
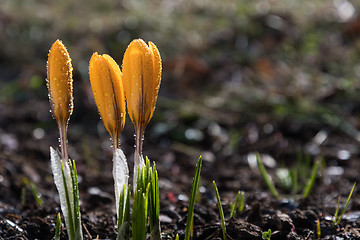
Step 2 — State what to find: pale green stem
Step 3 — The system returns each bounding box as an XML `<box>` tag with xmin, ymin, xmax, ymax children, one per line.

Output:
<box><xmin>58</xmin><ymin>122</ymin><xmax>69</xmax><ymax>161</ymax></box>
<box><xmin>133</xmin><ymin>126</ymin><xmax>145</xmax><ymax>192</ymax></box>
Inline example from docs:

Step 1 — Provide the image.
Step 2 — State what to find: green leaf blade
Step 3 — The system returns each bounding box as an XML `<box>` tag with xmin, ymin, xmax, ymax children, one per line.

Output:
<box><xmin>184</xmin><ymin>156</ymin><xmax>202</xmax><ymax>240</ymax></box>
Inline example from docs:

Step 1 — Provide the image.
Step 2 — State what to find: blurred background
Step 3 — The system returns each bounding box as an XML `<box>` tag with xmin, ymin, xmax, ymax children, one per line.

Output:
<box><xmin>1</xmin><ymin>0</ymin><xmax>360</xmax><ymax>198</ymax></box>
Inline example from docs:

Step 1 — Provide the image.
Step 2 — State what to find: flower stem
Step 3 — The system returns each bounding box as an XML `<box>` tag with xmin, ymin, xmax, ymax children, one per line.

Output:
<box><xmin>58</xmin><ymin>122</ymin><xmax>69</xmax><ymax>161</ymax></box>
<box><xmin>135</xmin><ymin>126</ymin><xmax>144</xmax><ymax>164</ymax></box>
<box><xmin>133</xmin><ymin>126</ymin><xmax>145</xmax><ymax>191</ymax></box>
<box><xmin>112</xmin><ymin>134</ymin><xmax>119</xmax><ymax>154</ymax></box>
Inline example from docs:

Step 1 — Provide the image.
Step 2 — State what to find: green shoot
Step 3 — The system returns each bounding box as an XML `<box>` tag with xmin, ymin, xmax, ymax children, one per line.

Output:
<box><xmin>259</xmin><ymin>151</ymin><xmax>322</xmax><ymax>199</ymax></box>
<box><xmin>30</xmin><ymin>183</ymin><xmax>44</xmax><ymax>206</ymax></box>
<box><xmin>195</xmin><ymin>178</ymin><xmax>202</xmax><ymax>203</ymax></box>
<box><xmin>230</xmin><ymin>191</ymin><xmax>244</xmax><ymax>218</ymax></box>
<box><xmin>132</xmin><ymin>165</ymin><xmax>150</xmax><ymax>240</ymax></box>
<box><xmin>51</xmin><ymin>147</ymin><xmax>83</xmax><ymax>240</ymax></box>
<box><xmin>213</xmin><ymin>181</ymin><xmax>226</xmax><ymax>240</ymax></box>
<box><xmin>262</xmin><ymin>229</ymin><xmax>271</xmax><ymax>240</ymax></box>
<box><xmin>147</xmin><ymin>159</ymin><xmax>161</xmax><ymax>240</ymax></box>
<box><xmin>175</xmin><ymin>234</ymin><xmax>179</xmax><ymax>240</ymax></box>
<box><xmin>116</xmin><ymin>184</ymin><xmax>130</xmax><ymax>240</ymax></box>
<box><xmin>63</xmin><ymin>160</ymin><xmax>83</xmax><ymax>240</ymax></box>
<box><xmin>316</xmin><ymin>219</ymin><xmax>321</xmax><ymax>238</ymax></box>
<box><xmin>20</xmin><ymin>177</ymin><xmax>43</xmax><ymax>206</ymax></box>
<box><xmin>238</xmin><ymin>191</ymin><xmax>244</xmax><ymax>212</ymax></box>
<box><xmin>125</xmin><ymin>158</ymin><xmax>161</xmax><ymax>240</ymax></box>
<box><xmin>53</xmin><ymin>213</ymin><xmax>61</xmax><ymax>240</ymax></box>
<box><xmin>60</xmin><ymin>160</ymin><xmax>75</xmax><ymax>240</ymax></box>
<box><xmin>69</xmin><ymin>160</ymin><xmax>82</xmax><ymax>240</ymax></box>
<box><xmin>184</xmin><ymin>156</ymin><xmax>202</xmax><ymax>240</ymax></box>
<box><xmin>256</xmin><ymin>153</ymin><xmax>279</xmax><ymax>199</ymax></box>
<box><xmin>302</xmin><ymin>160</ymin><xmax>319</xmax><ymax>199</ymax></box>
<box><xmin>230</xmin><ymin>191</ymin><xmax>241</xmax><ymax>218</ymax></box>
<box><xmin>333</xmin><ymin>196</ymin><xmax>340</xmax><ymax>226</ymax></box>
<box><xmin>333</xmin><ymin>182</ymin><xmax>356</xmax><ymax>226</ymax></box>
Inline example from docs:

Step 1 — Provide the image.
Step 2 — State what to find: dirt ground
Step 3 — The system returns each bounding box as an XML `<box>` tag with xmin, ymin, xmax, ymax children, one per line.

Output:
<box><xmin>0</xmin><ymin>85</ymin><xmax>360</xmax><ymax>239</ymax></box>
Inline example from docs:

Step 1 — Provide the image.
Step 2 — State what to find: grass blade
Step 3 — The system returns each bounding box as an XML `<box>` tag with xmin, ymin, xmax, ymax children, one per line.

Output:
<box><xmin>61</xmin><ymin>160</ymin><xmax>75</xmax><ymax>239</ymax></box>
<box><xmin>132</xmin><ymin>164</ymin><xmax>150</xmax><ymax>240</ymax></box>
<box><xmin>30</xmin><ymin>183</ymin><xmax>43</xmax><ymax>206</ymax></box>
<box><xmin>117</xmin><ymin>184</ymin><xmax>130</xmax><ymax>240</ymax></box>
<box><xmin>256</xmin><ymin>152</ymin><xmax>279</xmax><ymax>199</ymax></box>
<box><xmin>70</xmin><ymin>160</ymin><xmax>83</xmax><ymax>240</ymax></box>
<box><xmin>230</xmin><ymin>191</ymin><xmax>244</xmax><ymax>218</ymax></box>
<box><xmin>149</xmin><ymin>160</ymin><xmax>161</xmax><ymax>240</ymax></box>
<box><xmin>184</xmin><ymin>156</ymin><xmax>202</xmax><ymax>240</ymax></box>
<box><xmin>53</xmin><ymin>213</ymin><xmax>61</xmax><ymax>240</ymax></box>
<box><xmin>334</xmin><ymin>182</ymin><xmax>356</xmax><ymax>225</ymax></box>
<box><xmin>302</xmin><ymin>160</ymin><xmax>319</xmax><ymax>199</ymax></box>
<box><xmin>333</xmin><ymin>196</ymin><xmax>340</xmax><ymax>225</ymax></box>
<box><xmin>230</xmin><ymin>191</ymin><xmax>241</xmax><ymax>218</ymax></box>
<box><xmin>213</xmin><ymin>181</ymin><xmax>226</xmax><ymax>240</ymax></box>
<box><xmin>238</xmin><ymin>191</ymin><xmax>244</xmax><ymax>212</ymax></box>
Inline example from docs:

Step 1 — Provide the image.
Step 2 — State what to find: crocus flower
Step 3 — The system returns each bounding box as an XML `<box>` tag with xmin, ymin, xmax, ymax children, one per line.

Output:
<box><xmin>122</xmin><ymin>38</ymin><xmax>162</xmax><ymax>189</ymax></box>
<box><xmin>89</xmin><ymin>53</ymin><xmax>129</xmax><ymax>226</ymax></box>
<box><xmin>47</xmin><ymin>39</ymin><xmax>73</xmax><ymax>161</ymax></box>
<box><xmin>47</xmin><ymin>40</ymin><xmax>83</xmax><ymax>239</ymax></box>
<box><xmin>89</xmin><ymin>53</ymin><xmax>126</xmax><ymax>149</ymax></box>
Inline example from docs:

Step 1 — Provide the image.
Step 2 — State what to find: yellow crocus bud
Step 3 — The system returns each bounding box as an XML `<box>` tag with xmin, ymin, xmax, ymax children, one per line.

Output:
<box><xmin>122</xmin><ymin>39</ymin><xmax>162</xmax><ymax>132</ymax></box>
<box><xmin>89</xmin><ymin>53</ymin><xmax>126</xmax><ymax>149</ymax></box>
<box><xmin>122</xmin><ymin>38</ymin><xmax>162</xmax><ymax>190</ymax></box>
<box><xmin>46</xmin><ymin>39</ymin><xmax>74</xmax><ymax>126</ymax></box>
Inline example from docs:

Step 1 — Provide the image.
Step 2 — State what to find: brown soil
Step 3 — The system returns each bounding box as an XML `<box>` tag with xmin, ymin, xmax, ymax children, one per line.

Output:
<box><xmin>0</xmin><ymin>94</ymin><xmax>360</xmax><ymax>240</ymax></box>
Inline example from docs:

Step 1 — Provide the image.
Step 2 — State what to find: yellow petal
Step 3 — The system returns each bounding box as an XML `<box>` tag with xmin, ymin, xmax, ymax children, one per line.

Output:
<box><xmin>148</xmin><ymin>41</ymin><xmax>162</xmax><ymax>114</ymax></box>
<box><xmin>122</xmin><ymin>39</ymin><xmax>162</xmax><ymax>130</ymax></box>
<box><xmin>46</xmin><ymin>39</ymin><xmax>73</xmax><ymax>126</ymax></box>
<box><xmin>89</xmin><ymin>53</ymin><xmax>126</xmax><ymax>139</ymax></box>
